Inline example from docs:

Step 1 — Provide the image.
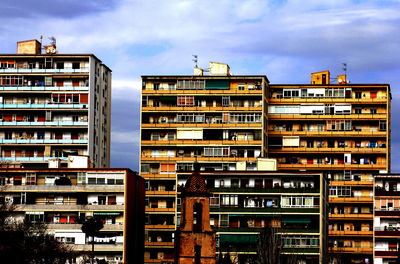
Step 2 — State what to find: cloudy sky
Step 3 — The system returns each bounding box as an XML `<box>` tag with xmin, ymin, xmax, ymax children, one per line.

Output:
<box><xmin>0</xmin><ymin>0</ymin><xmax>399</xmax><ymax>171</ymax></box>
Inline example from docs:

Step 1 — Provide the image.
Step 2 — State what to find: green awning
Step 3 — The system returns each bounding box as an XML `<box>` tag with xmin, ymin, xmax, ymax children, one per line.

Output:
<box><xmin>160</xmin><ymin>96</ymin><xmax>176</xmax><ymax>101</ymax></box>
<box><xmin>282</xmin><ymin>218</ymin><xmax>312</xmax><ymax>224</ymax></box>
<box><xmin>219</xmin><ymin>234</ymin><xmax>258</xmax><ymax>244</ymax></box>
<box><xmin>93</xmin><ymin>212</ymin><xmax>122</xmax><ymax>216</ymax></box>
<box><xmin>229</xmin><ymin>214</ymin><xmax>279</xmax><ymax>218</ymax></box>
<box><xmin>205</xmin><ymin>80</ymin><xmax>230</xmax><ymax>90</ymax></box>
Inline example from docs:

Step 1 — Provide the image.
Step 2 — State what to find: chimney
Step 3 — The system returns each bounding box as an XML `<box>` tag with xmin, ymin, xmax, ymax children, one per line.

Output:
<box><xmin>209</xmin><ymin>62</ymin><xmax>231</xmax><ymax>76</ymax></box>
<box><xmin>17</xmin><ymin>40</ymin><xmax>42</xmax><ymax>55</ymax></box>
<box><xmin>194</xmin><ymin>67</ymin><xmax>204</xmax><ymax>76</ymax></box>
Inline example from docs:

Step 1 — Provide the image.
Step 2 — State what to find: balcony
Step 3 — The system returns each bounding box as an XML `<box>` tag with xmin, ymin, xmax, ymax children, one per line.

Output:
<box><xmin>1</xmin><ymin>185</ymin><xmax>123</xmax><ymax>192</ymax></box>
<box><xmin>142</xmin><ymin>89</ymin><xmax>262</xmax><ymax>95</ymax></box>
<box><xmin>145</xmin><ymin>208</ymin><xmax>175</xmax><ymax>213</ymax></box>
<box><xmin>47</xmin><ymin>223</ymin><xmax>123</xmax><ymax>231</ymax></box>
<box><xmin>329</xmin><ymin>197</ymin><xmax>373</xmax><ymax>203</ymax></box>
<box><xmin>145</xmin><ymin>191</ymin><xmax>176</xmax><ymax>196</ymax></box>
<box><xmin>0</xmin><ymin>157</ymin><xmax>68</xmax><ymax>162</ymax></box>
<box><xmin>210</xmin><ymin>207</ymin><xmax>319</xmax><ymax>213</ymax></box>
<box><xmin>329</xmin><ymin>180</ymin><xmax>373</xmax><ymax>187</ymax></box>
<box><xmin>270</xmin><ymin>147</ymin><xmax>386</xmax><ymax>154</ymax></box>
<box><xmin>329</xmin><ymin>247</ymin><xmax>373</xmax><ymax>254</ymax></box>
<box><xmin>141</xmin><ymin>156</ymin><xmax>258</xmax><ymax>162</ymax></box>
<box><xmin>268</xmin><ymin>113</ymin><xmax>387</xmax><ymax>120</ymax></box>
<box><xmin>0</xmin><ymin>121</ymin><xmax>88</xmax><ymax>126</ymax></box>
<box><xmin>374</xmin><ymin>250</ymin><xmax>398</xmax><ymax>257</ymax></box>
<box><xmin>15</xmin><ymin>204</ymin><xmax>124</xmax><ymax>211</ymax></box>
<box><xmin>0</xmin><ymin>138</ymin><xmax>88</xmax><ymax>144</ymax></box>
<box><xmin>140</xmin><ymin>173</ymin><xmax>177</xmax><ymax>179</ymax></box>
<box><xmin>141</xmin><ymin>123</ymin><xmax>262</xmax><ymax>128</ymax></box>
<box><xmin>375</xmin><ymin>227</ymin><xmax>400</xmax><ymax>237</ymax></box>
<box><xmin>0</xmin><ymin>103</ymin><xmax>88</xmax><ymax>109</ymax></box>
<box><xmin>142</xmin><ymin>106</ymin><xmax>262</xmax><ymax>112</ymax></box>
<box><xmin>329</xmin><ymin>213</ymin><xmax>373</xmax><ymax>220</ymax></box>
<box><xmin>328</xmin><ymin>230</ymin><xmax>373</xmax><ymax>236</ymax></box>
<box><xmin>278</xmin><ymin>163</ymin><xmax>386</xmax><ymax>170</ymax></box>
<box><xmin>0</xmin><ymin>86</ymin><xmax>89</xmax><ymax>91</ymax></box>
<box><xmin>268</xmin><ymin>129</ymin><xmax>387</xmax><ymax>137</ymax></box>
<box><xmin>375</xmin><ymin>189</ymin><xmax>400</xmax><ymax>196</ymax></box>
<box><xmin>72</xmin><ymin>243</ymin><xmax>123</xmax><ymax>251</ymax></box>
<box><xmin>144</xmin><ymin>242</ymin><xmax>174</xmax><ymax>248</ymax></box>
<box><xmin>0</xmin><ymin>68</ymin><xmax>89</xmax><ymax>74</ymax></box>
<box><xmin>269</xmin><ymin>97</ymin><xmax>388</xmax><ymax>104</ymax></box>
<box><xmin>209</xmin><ymin>187</ymin><xmax>319</xmax><ymax>194</ymax></box>
<box><xmin>145</xmin><ymin>225</ymin><xmax>176</xmax><ymax>230</ymax></box>
<box><xmin>141</xmin><ymin>140</ymin><xmax>262</xmax><ymax>146</ymax></box>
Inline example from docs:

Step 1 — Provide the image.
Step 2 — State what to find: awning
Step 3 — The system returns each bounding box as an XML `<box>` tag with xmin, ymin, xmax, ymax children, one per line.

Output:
<box><xmin>219</xmin><ymin>234</ymin><xmax>258</xmax><ymax>244</ymax></box>
<box><xmin>160</xmin><ymin>96</ymin><xmax>176</xmax><ymax>101</ymax></box>
<box><xmin>229</xmin><ymin>214</ymin><xmax>279</xmax><ymax>218</ymax></box>
<box><xmin>282</xmin><ymin>218</ymin><xmax>312</xmax><ymax>224</ymax></box>
<box><xmin>205</xmin><ymin>80</ymin><xmax>230</xmax><ymax>90</ymax></box>
<box><xmin>93</xmin><ymin>212</ymin><xmax>122</xmax><ymax>216</ymax></box>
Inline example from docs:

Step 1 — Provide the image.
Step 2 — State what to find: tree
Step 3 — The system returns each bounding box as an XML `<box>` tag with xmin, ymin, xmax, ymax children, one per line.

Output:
<box><xmin>81</xmin><ymin>217</ymin><xmax>104</xmax><ymax>264</ymax></box>
<box><xmin>0</xmin><ymin>190</ymin><xmax>78</xmax><ymax>263</ymax></box>
<box><xmin>255</xmin><ymin>226</ymin><xmax>283</xmax><ymax>264</ymax></box>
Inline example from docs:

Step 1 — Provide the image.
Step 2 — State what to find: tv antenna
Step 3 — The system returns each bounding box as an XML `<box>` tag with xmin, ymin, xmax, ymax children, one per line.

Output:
<box><xmin>192</xmin><ymin>55</ymin><xmax>198</xmax><ymax>68</ymax></box>
<box><xmin>342</xmin><ymin>63</ymin><xmax>347</xmax><ymax>75</ymax></box>
<box><xmin>49</xmin><ymin>36</ymin><xmax>56</xmax><ymax>46</ymax></box>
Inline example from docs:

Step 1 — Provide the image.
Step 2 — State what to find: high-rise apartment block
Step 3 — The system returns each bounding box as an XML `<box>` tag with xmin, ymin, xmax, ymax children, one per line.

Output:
<box><xmin>373</xmin><ymin>174</ymin><xmax>400</xmax><ymax>264</ymax></box>
<box><xmin>268</xmin><ymin>71</ymin><xmax>390</xmax><ymax>263</ymax></box>
<box><xmin>0</xmin><ymin>167</ymin><xmax>145</xmax><ymax>264</ymax></box>
<box><xmin>140</xmin><ymin>64</ymin><xmax>391</xmax><ymax>263</ymax></box>
<box><xmin>0</xmin><ymin>39</ymin><xmax>111</xmax><ymax>168</ymax></box>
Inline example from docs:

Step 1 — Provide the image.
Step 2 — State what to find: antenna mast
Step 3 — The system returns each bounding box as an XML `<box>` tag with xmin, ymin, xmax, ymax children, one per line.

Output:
<box><xmin>192</xmin><ymin>55</ymin><xmax>198</xmax><ymax>68</ymax></box>
<box><xmin>342</xmin><ymin>63</ymin><xmax>347</xmax><ymax>75</ymax></box>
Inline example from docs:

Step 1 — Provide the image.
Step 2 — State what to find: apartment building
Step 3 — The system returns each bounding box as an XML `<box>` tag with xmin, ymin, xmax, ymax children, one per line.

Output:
<box><xmin>373</xmin><ymin>174</ymin><xmax>400</xmax><ymax>264</ymax></box>
<box><xmin>140</xmin><ymin>63</ymin><xmax>268</xmax><ymax>262</ymax></box>
<box><xmin>0</xmin><ymin>167</ymin><xmax>145</xmax><ymax>264</ymax></box>
<box><xmin>140</xmin><ymin>65</ymin><xmax>391</xmax><ymax>263</ymax></box>
<box><xmin>177</xmin><ymin>171</ymin><xmax>327</xmax><ymax>263</ymax></box>
<box><xmin>268</xmin><ymin>71</ymin><xmax>391</xmax><ymax>263</ymax></box>
<box><xmin>0</xmin><ymin>39</ymin><xmax>111</xmax><ymax>168</ymax></box>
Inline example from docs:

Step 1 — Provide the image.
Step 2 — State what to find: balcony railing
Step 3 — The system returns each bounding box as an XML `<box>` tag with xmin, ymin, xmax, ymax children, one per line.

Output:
<box><xmin>0</xmin><ymin>86</ymin><xmax>89</xmax><ymax>91</ymax></box>
<box><xmin>0</xmin><ymin>121</ymin><xmax>88</xmax><ymax>126</ymax></box>
<box><xmin>0</xmin><ymin>157</ymin><xmax>68</xmax><ymax>162</ymax></box>
<box><xmin>15</xmin><ymin>204</ymin><xmax>124</xmax><ymax>211</ymax></box>
<box><xmin>1</xmin><ymin>185</ymin><xmax>123</xmax><ymax>192</ymax></box>
<box><xmin>47</xmin><ymin>223</ymin><xmax>123</xmax><ymax>231</ymax></box>
<box><xmin>0</xmin><ymin>68</ymin><xmax>89</xmax><ymax>73</ymax></box>
<box><xmin>0</xmin><ymin>103</ymin><xmax>88</xmax><ymax>109</ymax></box>
<box><xmin>0</xmin><ymin>139</ymin><xmax>88</xmax><ymax>144</ymax></box>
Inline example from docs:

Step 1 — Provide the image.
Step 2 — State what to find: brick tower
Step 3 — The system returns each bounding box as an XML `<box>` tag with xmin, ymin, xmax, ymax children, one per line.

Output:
<box><xmin>176</xmin><ymin>164</ymin><xmax>216</xmax><ymax>264</ymax></box>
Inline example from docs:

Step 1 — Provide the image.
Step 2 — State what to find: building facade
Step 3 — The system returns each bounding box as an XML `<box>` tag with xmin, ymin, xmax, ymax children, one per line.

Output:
<box><xmin>0</xmin><ymin>167</ymin><xmax>145</xmax><ymax>264</ymax></box>
<box><xmin>0</xmin><ymin>39</ymin><xmax>111</xmax><ymax>168</ymax></box>
<box><xmin>268</xmin><ymin>71</ymin><xmax>391</xmax><ymax>263</ymax></box>
<box><xmin>140</xmin><ymin>65</ymin><xmax>391</xmax><ymax>263</ymax></box>
<box><xmin>373</xmin><ymin>174</ymin><xmax>400</xmax><ymax>264</ymax></box>
<box><xmin>178</xmin><ymin>171</ymin><xmax>327</xmax><ymax>263</ymax></box>
<box><xmin>140</xmin><ymin>63</ymin><xmax>268</xmax><ymax>262</ymax></box>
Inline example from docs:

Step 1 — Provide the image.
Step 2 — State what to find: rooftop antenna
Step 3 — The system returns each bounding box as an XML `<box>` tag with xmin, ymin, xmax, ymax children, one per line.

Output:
<box><xmin>342</xmin><ymin>63</ymin><xmax>347</xmax><ymax>75</ymax></box>
<box><xmin>49</xmin><ymin>36</ymin><xmax>56</xmax><ymax>46</ymax></box>
<box><xmin>192</xmin><ymin>55</ymin><xmax>198</xmax><ymax>68</ymax></box>
<box><xmin>39</xmin><ymin>35</ymin><xmax>43</xmax><ymax>45</ymax></box>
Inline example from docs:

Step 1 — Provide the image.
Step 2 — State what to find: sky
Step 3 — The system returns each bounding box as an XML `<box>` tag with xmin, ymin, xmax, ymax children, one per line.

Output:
<box><xmin>0</xmin><ymin>0</ymin><xmax>399</xmax><ymax>172</ymax></box>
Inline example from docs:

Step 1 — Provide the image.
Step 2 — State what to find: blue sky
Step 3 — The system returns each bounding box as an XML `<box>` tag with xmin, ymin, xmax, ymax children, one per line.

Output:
<box><xmin>0</xmin><ymin>0</ymin><xmax>399</xmax><ymax>171</ymax></box>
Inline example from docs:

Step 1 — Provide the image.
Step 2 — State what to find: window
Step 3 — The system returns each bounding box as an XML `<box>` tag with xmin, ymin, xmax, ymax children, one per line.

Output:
<box><xmin>379</xmin><ymin>121</ymin><xmax>387</xmax><ymax>131</ymax></box>
<box><xmin>204</xmin><ymin>147</ymin><xmax>229</xmax><ymax>157</ymax></box>
<box><xmin>355</xmin><ymin>92</ymin><xmax>362</xmax><ymax>99</ymax></box>
<box><xmin>177</xmin><ymin>96</ymin><xmax>194</xmax><ymax>106</ymax></box>
<box><xmin>222</xmin><ymin>96</ymin><xmax>230</xmax><ymax>106</ymax></box>
<box><xmin>221</xmin><ymin>195</ymin><xmax>238</xmax><ymax>206</ymax></box>
<box><xmin>177</xmin><ymin>114</ymin><xmax>205</xmax><ymax>123</ymax></box>
<box><xmin>329</xmin><ymin>186</ymin><xmax>351</xmax><ymax>197</ymax></box>
<box><xmin>370</xmin><ymin>108</ymin><xmax>377</xmax><ymax>114</ymax></box>
<box><xmin>354</xmin><ymin>108</ymin><xmax>362</xmax><ymax>114</ymax></box>
<box><xmin>281</xmin><ymin>196</ymin><xmax>318</xmax><ymax>208</ymax></box>
<box><xmin>72</xmin><ymin>62</ymin><xmax>80</xmax><ymax>69</ymax></box>
<box><xmin>56</xmin><ymin>62</ymin><xmax>64</xmax><ymax>69</ymax></box>
<box><xmin>177</xmin><ymin>80</ymin><xmax>205</xmax><ymax>90</ymax></box>
<box><xmin>26</xmin><ymin>173</ymin><xmax>36</xmax><ymax>185</ymax></box>
<box><xmin>220</xmin><ymin>215</ymin><xmax>229</xmax><ymax>227</ymax></box>
<box><xmin>238</xmin><ymin>84</ymin><xmax>245</xmax><ymax>90</ymax></box>
<box><xmin>327</xmin><ymin>120</ymin><xmax>351</xmax><ymax>131</ymax></box>
<box><xmin>283</xmin><ymin>89</ymin><xmax>300</xmax><ymax>98</ymax></box>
